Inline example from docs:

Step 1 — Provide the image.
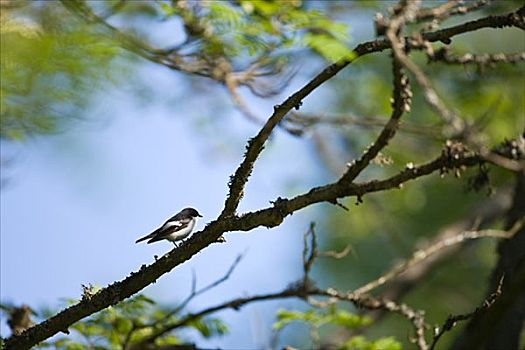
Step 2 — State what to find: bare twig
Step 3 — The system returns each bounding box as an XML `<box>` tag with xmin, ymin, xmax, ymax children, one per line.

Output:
<box><xmin>415</xmin><ymin>0</ymin><xmax>460</xmax><ymax>22</ymax></box>
<box><xmin>430</xmin><ymin>275</ymin><xmax>505</xmax><ymax>350</ymax></box>
<box><xmin>338</xmin><ymin>0</ymin><xmax>424</xmax><ymax>188</ymax></box>
<box><xmin>318</xmin><ymin>245</ymin><xmax>353</xmax><ymax>259</ymax></box>
<box><xmin>416</xmin><ymin>0</ymin><xmax>491</xmax><ymax>22</ymax></box>
<box><xmin>429</xmin><ymin>48</ymin><xmax>525</xmax><ymax>66</ymax></box>
<box><xmin>220</xmin><ymin>56</ymin><xmax>359</xmax><ymax>216</ymax></box>
<box><xmin>480</xmin><ymin>133</ymin><xmax>525</xmax><ymax>172</ymax></box>
<box><xmin>230</xmin><ymin>142</ymin><xmax>482</xmax><ymax>233</ymax></box>
<box><xmin>339</xmin><ymin>2</ymin><xmax>413</xmax><ymax>185</ymax></box>
<box><xmin>140</xmin><ymin>286</ymin><xmax>431</xmax><ymax>349</ymax></box>
<box><xmin>285</xmin><ymin>112</ymin><xmax>442</xmax><ymax>136</ymax></box>
<box><xmin>302</xmin><ymin>223</ymin><xmax>317</xmax><ymax>286</ymax></box>
<box><xmin>390</xmin><ymin>17</ymin><xmax>466</xmax><ymax>135</ymax></box>
<box><xmin>422</xmin><ymin>6</ymin><xmax>525</xmax><ymax>43</ymax></box>
<box><xmin>354</xmin><ymin>226</ymin><xmax>519</xmax><ymax>296</ymax></box>
<box><xmin>340</xmin><ymin>188</ymin><xmax>512</xmax><ymax>333</ymax></box>
<box><xmin>160</xmin><ymin>253</ymin><xmax>245</xmax><ymax>325</ymax></box>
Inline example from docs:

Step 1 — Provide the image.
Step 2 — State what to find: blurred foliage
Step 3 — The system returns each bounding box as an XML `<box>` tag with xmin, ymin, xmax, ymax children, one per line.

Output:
<box><xmin>31</xmin><ymin>293</ymin><xmax>227</xmax><ymax>349</ymax></box>
<box><xmin>158</xmin><ymin>0</ymin><xmax>354</xmax><ymax>62</ymax></box>
<box><xmin>273</xmin><ymin>305</ymin><xmax>401</xmax><ymax>350</ymax></box>
<box><xmin>274</xmin><ymin>305</ymin><xmax>371</xmax><ymax>331</ymax></box>
<box><xmin>342</xmin><ymin>336</ymin><xmax>401</xmax><ymax>350</ymax></box>
<box><xmin>0</xmin><ymin>3</ymin><xmax>123</xmax><ymax>140</ymax></box>
<box><xmin>0</xmin><ymin>0</ymin><xmax>354</xmax><ymax>141</ymax></box>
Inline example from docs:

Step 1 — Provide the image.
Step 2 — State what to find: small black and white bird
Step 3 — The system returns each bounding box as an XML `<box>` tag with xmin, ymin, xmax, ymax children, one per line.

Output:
<box><xmin>135</xmin><ymin>207</ymin><xmax>202</xmax><ymax>246</ymax></box>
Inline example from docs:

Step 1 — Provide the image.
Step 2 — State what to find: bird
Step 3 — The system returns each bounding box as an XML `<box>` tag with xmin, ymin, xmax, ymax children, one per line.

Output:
<box><xmin>135</xmin><ymin>207</ymin><xmax>202</xmax><ymax>246</ymax></box>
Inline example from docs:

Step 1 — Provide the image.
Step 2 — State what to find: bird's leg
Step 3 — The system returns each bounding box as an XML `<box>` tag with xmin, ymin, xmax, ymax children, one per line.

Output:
<box><xmin>173</xmin><ymin>241</ymin><xmax>179</xmax><ymax>248</ymax></box>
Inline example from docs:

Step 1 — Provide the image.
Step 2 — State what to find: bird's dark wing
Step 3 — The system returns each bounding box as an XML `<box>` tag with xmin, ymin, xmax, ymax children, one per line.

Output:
<box><xmin>145</xmin><ymin>218</ymin><xmax>192</xmax><ymax>243</ymax></box>
<box><xmin>135</xmin><ymin>215</ymin><xmax>193</xmax><ymax>244</ymax></box>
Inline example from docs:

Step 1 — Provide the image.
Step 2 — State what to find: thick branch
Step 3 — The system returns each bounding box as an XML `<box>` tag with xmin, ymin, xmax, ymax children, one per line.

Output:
<box><xmin>230</xmin><ymin>145</ymin><xmax>481</xmax><ymax>232</ymax></box>
<box><xmin>220</xmin><ymin>56</ymin><xmax>354</xmax><ymax>216</ymax></box>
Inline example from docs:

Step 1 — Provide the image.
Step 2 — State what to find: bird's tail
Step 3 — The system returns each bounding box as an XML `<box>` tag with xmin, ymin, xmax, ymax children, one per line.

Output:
<box><xmin>135</xmin><ymin>231</ymin><xmax>155</xmax><ymax>243</ymax></box>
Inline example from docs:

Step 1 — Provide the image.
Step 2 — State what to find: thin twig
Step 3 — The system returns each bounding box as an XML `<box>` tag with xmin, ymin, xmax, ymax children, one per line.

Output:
<box><xmin>416</xmin><ymin>0</ymin><xmax>491</xmax><ymax>22</ymax></box>
<box><xmin>302</xmin><ymin>223</ymin><xmax>317</xmax><ymax>286</ymax></box>
<box><xmin>347</xmin><ymin>189</ymin><xmax>512</xmax><ymax>330</ymax></box>
<box><xmin>339</xmin><ymin>52</ymin><xmax>411</xmax><ymax>184</ymax></box>
<box><xmin>429</xmin><ymin>275</ymin><xmax>505</xmax><ymax>350</ymax></box>
<box><xmin>157</xmin><ymin>253</ymin><xmax>245</xmax><ymax>326</ymax></box>
<box><xmin>318</xmin><ymin>245</ymin><xmax>353</xmax><ymax>259</ymax></box>
<box><xmin>390</xmin><ymin>10</ymin><xmax>466</xmax><ymax>135</ymax></box>
<box><xmin>285</xmin><ymin>112</ymin><xmax>442</xmax><ymax>136</ymax></box>
<box><xmin>354</xmin><ymin>226</ymin><xmax>519</xmax><ymax>296</ymax></box>
<box><xmin>429</xmin><ymin>49</ymin><xmax>525</xmax><ymax>66</ymax></box>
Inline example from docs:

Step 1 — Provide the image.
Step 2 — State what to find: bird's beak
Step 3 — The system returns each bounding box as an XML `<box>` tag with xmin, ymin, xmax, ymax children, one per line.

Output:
<box><xmin>198</xmin><ymin>214</ymin><xmax>203</xmax><ymax>217</ymax></box>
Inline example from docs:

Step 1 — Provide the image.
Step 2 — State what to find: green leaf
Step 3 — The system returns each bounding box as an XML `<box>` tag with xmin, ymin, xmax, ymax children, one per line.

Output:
<box><xmin>159</xmin><ymin>2</ymin><xmax>177</xmax><ymax>17</ymax></box>
<box><xmin>208</xmin><ymin>2</ymin><xmax>243</xmax><ymax>28</ymax></box>
<box><xmin>114</xmin><ymin>317</ymin><xmax>133</xmax><ymax>334</ymax></box>
<box><xmin>341</xmin><ymin>336</ymin><xmax>402</xmax><ymax>350</ymax></box>
<box><xmin>155</xmin><ymin>335</ymin><xmax>181</xmax><ymax>346</ymax></box>
<box><xmin>303</xmin><ymin>33</ymin><xmax>355</xmax><ymax>62</ymax></box>
<box><xmin>329</xmin><ymin>309</ymin><xmax>372</xmax><ymax>330</ymax></box>
<box><xmin>186</xmin><ymin>316</ymin><xmax>228</xmax><ymax>338</ymax></box>
<box><xmin>273</xmin><ymin>309</ymin><xmax>321</xmax><ymax>330</ymax></box>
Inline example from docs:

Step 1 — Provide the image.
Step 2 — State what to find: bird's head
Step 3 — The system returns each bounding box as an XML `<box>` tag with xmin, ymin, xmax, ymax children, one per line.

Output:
<box><xmin>182</xmin><ymin>207</ymin><xmax>203</xmax><ymax>218</ymax></box>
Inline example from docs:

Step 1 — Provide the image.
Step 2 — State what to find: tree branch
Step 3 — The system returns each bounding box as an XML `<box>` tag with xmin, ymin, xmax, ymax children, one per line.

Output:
<box><xmin>429</xmin><ymin>48</ymin><xmax>525</xmax><ymax>66</ymax></box>
<box><xmin>415</xmin><ymin>0</ymin><xmax>491</xmax><ymax>22</ymax></box>
<box><xmin>5</xmin><ymin>4</ymin><xmax>524</xmax><ymax>349</ymax></box>
<box><xmin>355</xmin><ymin>225</ymin><xmax>519</xmax><ymax>296</ymax></box>
<box><xmin>421</xmin><ymin>6</ymin><xmax>525</xmax><ymax>44</ymax></box>
<box><xmin>337</xmin><ymin>0</ymin><xmax>414</xmax><ymax>185</ymax></box>
<box><xmin>284</xmin><ymin>112</ymin><xmax>442</xmax><ymax>136</ymax></box>
<box><xmin>220</xmin><ymin>53</ymin><xmax>352</xmax><ymax>216</ymax></box>
<box><xmin>430</xmin><ymin>275</ymin><xmax>505</xmax><ymax>350</ymax></box>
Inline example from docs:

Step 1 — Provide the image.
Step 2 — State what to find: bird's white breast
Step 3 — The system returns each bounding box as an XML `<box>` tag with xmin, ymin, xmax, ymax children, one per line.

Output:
<box><xmin>165</xmin><ymin>219</ymin><xmax>196</xmax><ymax>242</ymax></box>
